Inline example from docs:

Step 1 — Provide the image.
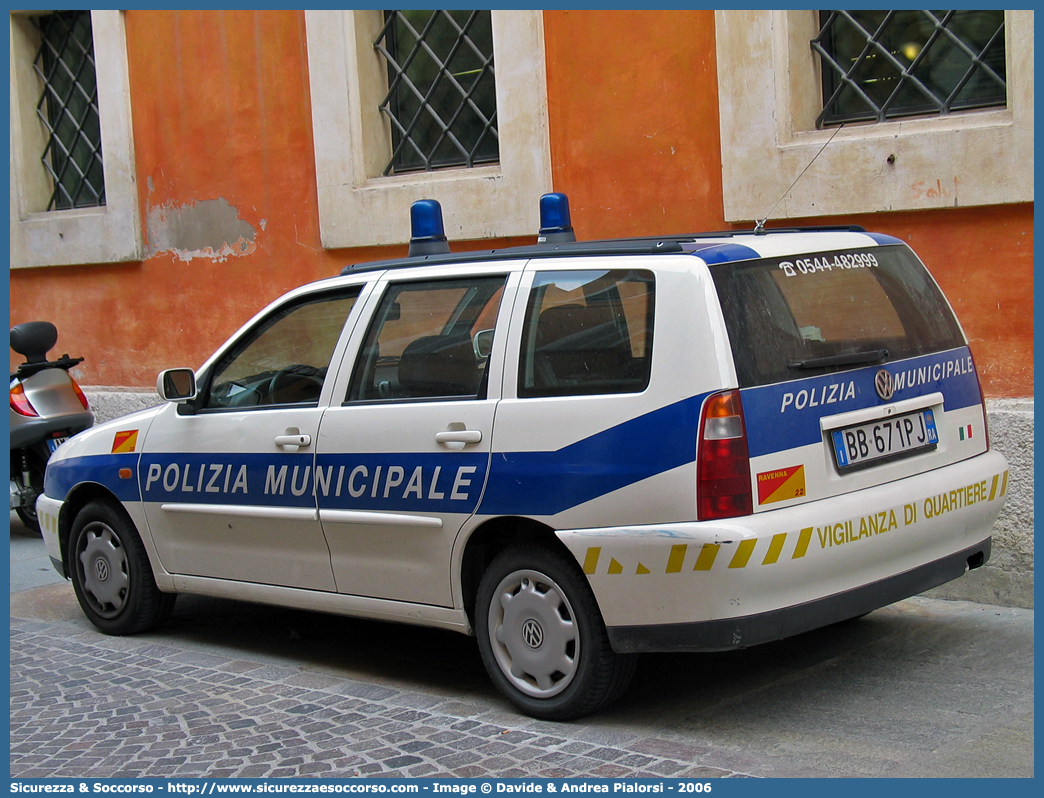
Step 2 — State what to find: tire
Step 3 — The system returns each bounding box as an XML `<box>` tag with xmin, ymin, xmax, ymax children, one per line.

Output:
<box><xmin>15</xmin><ymin>505</ymin><xmax>41</xmax><ymax>534</ymax></box>
<box><xmin>68</xmin><ymin>500</ymin><xmax>176</xmax><ymax>635</ymax></box>
<box><xmin>13</xmin><ymin>451</ymin><xmax>45</xmax><ymax>534</ymax></box>
<box><xmin>475</xmin><ymin>543</ymin><xmax>636</xmax><ymax>720</ymax></box>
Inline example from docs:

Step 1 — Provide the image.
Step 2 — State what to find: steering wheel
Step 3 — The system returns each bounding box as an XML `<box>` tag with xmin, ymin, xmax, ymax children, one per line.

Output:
<box><xmin>267</xmin><ymin>368</ymin><xmax>324</xmax><ymax>404</ymax></box>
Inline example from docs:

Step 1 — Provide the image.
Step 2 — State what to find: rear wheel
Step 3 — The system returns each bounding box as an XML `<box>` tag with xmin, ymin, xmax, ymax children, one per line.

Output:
<box><xmin>68</xmin><ymin>500</ymin><xmax>176</xmax><ymax>635</ymax></box>
<box><xmin>475</xmin><ymin>543</ymin><xmax>635</xmax><ymax>720</ymax></box>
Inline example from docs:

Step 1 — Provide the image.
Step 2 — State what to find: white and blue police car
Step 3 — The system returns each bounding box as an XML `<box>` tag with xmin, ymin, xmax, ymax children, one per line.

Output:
<box><xmin>38</xmin><ymin>194</ymin><xmax>1009</xmax><ymax>719</ymax></box>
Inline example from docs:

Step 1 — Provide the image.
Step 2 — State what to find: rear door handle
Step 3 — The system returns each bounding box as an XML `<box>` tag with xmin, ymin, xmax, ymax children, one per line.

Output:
<box><xmin>435</xmin><ymin>430</ymin><xmax>482</xmax><ymax>445</ymax></box>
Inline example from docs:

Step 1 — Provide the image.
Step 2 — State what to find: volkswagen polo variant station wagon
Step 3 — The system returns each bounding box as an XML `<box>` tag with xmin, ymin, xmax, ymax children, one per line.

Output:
<box><xmin>38</xmin><ymin>194</ymin><xmax>1009</xmax><ymax>719</ymax></box>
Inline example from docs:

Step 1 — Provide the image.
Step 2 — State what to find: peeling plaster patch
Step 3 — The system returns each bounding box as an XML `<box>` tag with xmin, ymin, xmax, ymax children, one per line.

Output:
<box><xmin>147</xmin><ymin>197</ymin><xmax>257</xmax><ymax>262</ymax></box>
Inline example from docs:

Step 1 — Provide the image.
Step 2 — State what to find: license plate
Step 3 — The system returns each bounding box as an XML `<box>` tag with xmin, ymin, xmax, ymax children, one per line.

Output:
<box><xmin>831</xmin><ymin>409</ymin><xmax>938</xmax><ymax>470</ymax></box>
<box><xmin>46</xmin><ymin>436</ymin><xmax>68</xmax><ymax>454</ymax></box>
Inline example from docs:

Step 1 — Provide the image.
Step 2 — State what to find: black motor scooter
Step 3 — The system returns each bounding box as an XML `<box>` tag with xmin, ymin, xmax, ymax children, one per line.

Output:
<box><xmin>10</xmin><ymin>321</ymin><xmax>94</xmax><ymax>532</ymax></box>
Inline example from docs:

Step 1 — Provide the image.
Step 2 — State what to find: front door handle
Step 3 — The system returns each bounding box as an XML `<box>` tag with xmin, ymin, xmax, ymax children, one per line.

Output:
<box><xmin>275</xmin><ymin>428</ymin><xmax>311</xmax><ymax>450</ymax></box>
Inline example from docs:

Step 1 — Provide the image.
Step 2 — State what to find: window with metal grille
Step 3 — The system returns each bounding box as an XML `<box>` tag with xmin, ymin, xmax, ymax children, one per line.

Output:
<box><xmin>812</xmin><ymin>10</ymin><xmax>1006</xmax><ymax>128</ymax></box>
<box><xmin>374</xmin><ymin>10</ymin><xmax>498</xmax><ymax>175</ymax></box>
<box><xmin>32</xmin><ymin>10</ymin><xmax>105</xmax><ymax>210</ymax></box>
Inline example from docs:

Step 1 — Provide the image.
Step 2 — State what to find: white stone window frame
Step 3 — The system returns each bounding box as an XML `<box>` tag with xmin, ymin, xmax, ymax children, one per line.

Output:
<box><xmin>715</xmin><ymin>10</ymin><xmax>1034</xmax><ymax>224</ymax></box>
<box><xmin>9</xmin><ymin>10</ymin><xmax>142</xmax><ymax>269</ymax></box>
<box><xmin>305</xmin><ymin>9</ymin><xmax>552</xmax><ymax>250</ymax></box>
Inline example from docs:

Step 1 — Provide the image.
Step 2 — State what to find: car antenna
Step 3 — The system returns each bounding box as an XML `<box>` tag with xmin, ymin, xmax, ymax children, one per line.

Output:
<box><xmin>754</xmin><ymin>123</ymin><xmax>844</xmax><ymax>234</ymax></box>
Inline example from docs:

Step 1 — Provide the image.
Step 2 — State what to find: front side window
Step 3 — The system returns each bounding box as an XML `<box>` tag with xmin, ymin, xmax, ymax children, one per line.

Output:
<box><xmin>519</xmin><ymin>270</ymin><xmax>655</xmax><ymax>398</ymax></box>
<box><xmin>205</xmin><ymin>291</ymin><xmax>360</xmax><ymax>410</ymax></box>
<box><xmin>813</xmin><ymin>10</ymin><xmax>1006</xmax><ymax>127</ymax></box>
<box><xmin>32</xmin><ymin>10</ymin><xmax>105</xmax><ymax>210</ymax></box>
<box><xmin>374</xmin><ymin>10</ymin><xmax>498</xmax><ymax>175</ymax></box>
<box><xmin>347</xmin><ymin>276</ymin><xmax>506</xmax><ymax>402</ymax></box>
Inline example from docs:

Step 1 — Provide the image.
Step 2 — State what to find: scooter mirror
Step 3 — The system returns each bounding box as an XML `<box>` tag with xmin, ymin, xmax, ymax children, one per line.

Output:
<box><xmin>157</xmin><ymin>368</ymin><xmax>197</xmax><ymax>402</ymax></box>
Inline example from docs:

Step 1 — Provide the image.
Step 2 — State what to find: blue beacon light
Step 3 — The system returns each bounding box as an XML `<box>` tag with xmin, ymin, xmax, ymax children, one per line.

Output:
<box><xmin>408</xmin><ymin>199</ymin><xmax>451</xmax><ymax>257</ymax></box>
<box><xmin>538</xmin><ymin>192</ymin><xmax>576</xmax><ymax>244</ymax></box>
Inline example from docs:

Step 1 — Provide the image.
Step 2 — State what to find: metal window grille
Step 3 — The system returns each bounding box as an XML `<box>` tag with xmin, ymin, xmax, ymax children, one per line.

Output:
<box><xmin>32</xmin><ymin>10</ymin><xmax>105</xmax><ymax>210</ymax></box>
<box><xmin>812</xmin><ymin>10</ymin><xmax>1006</xmax><ymax>128</ymax></box>
<box><xmin>374</xmin><ymin>10</ymin><xmax>498</xmax><ymax>175</ymax></box>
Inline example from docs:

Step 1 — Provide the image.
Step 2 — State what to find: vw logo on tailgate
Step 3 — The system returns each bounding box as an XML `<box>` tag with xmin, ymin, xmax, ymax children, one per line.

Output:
<box><xmin>875</xmin><ymin>369</ymin><xmax>895</xmax><ymax>401</ymax></box>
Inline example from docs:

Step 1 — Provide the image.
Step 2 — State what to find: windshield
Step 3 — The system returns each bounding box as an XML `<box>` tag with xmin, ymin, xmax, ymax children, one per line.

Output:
<box><xmin>710</xmin><ymin>245</ymin><xmax>966</xmax><ymax>387</ymax></box>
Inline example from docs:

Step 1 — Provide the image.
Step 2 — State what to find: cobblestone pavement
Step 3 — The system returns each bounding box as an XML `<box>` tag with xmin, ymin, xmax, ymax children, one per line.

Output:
<box><xmin>11</xmin><ymin>615</ymin><xmax>758</xmax><ymax>780</ymax></box>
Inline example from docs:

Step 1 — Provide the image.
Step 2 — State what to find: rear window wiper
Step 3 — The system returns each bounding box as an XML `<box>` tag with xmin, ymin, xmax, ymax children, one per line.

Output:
<box><xmin>788</xmin><ymin>349</ymin><xmax>889</xmax><ymax>370</ymax></box>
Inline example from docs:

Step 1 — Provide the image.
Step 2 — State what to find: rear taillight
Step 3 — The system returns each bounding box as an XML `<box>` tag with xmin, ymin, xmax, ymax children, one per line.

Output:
<box><xmin>10</xmin><ymin>382</ymin><xmax>39</xmax><ymax>417</ymax></box>
<box><xmin>70</xmin><ymin>376</ymin><xmax>90</xmax><ymax>410</ymax></box>
<box><xmin>697</xmin><ymin>389</ymin><xmax>753</xmax><ymax>520</ymax></box>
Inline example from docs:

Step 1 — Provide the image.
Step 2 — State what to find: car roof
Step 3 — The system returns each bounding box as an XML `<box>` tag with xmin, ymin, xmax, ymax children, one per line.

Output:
<box><xmin>338</xmin><ymin>225</ymin><xmax>903</xmax><ymax>276</ymax></box>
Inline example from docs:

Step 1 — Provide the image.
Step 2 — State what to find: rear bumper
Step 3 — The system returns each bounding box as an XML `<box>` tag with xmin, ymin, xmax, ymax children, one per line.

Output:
<box><xmin>608</xmin><ymin>537</ymin><xmax>990</xmax><ymax>653</ymax></box>
<box><xmin>556</xmin><ymin>450</ymin><xmax>1009</xmax><ymax>649</ymax></box>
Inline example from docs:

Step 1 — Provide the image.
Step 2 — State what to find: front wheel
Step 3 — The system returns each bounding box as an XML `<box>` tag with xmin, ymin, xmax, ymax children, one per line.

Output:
<box><xmin>475</xmin><ymin>543</ymin><xmax>635</xmax><ymax>720</ymax></box>
<box><xmin>68</xmin><ymin>500</ymin><xmax>176</xmax><ymax>635</ymax></box>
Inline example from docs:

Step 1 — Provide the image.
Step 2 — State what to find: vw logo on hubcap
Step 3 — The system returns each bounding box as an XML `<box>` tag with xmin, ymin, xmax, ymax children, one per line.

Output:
<box><xmin>94</xmin><ymin>558</ymin><xmax>110</xmax><ymax>582</ymax></box>
<box><xmin>875</xmin><ymin>369</ymin><xmax>895</xmax><ymax>401</ymax></box>
<box><xmin>521</xmin><ymin>619</ymin><xmax>544</xmax><ymax>649</ymax></box>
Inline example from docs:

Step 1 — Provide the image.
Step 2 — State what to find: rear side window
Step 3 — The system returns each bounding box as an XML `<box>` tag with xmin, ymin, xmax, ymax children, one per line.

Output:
<box><xmin>711</xmin><ymin>245</ymin><xmax>965</xmax><ymax>387</ymax></box>
<box><xmin>518</xmin><ymin>269</ymin><xmax>654</xmax><ymax>398</ymax></box>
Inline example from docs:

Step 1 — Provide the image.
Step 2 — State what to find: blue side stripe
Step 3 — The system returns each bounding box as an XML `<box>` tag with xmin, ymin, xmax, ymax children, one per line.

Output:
<box><xmin>478</xmin><ymin>396</ymin><xmax>705</xmax><ymax>517</ymax></box>
<box><xmin>47</xmin><ymin>349</ymin><xmax>980</xmax><ymax>520</ymax></box>
<box><xmin>45</xmin><ymin>453</ymin><xmax>141</xmax><ymax>502</ymax></box>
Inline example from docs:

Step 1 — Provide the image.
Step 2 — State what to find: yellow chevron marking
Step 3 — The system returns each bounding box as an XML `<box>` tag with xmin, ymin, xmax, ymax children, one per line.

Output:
<box><xmin>666</xmin><ymin>544</ymin><xmax>688</xmax><ymax>573</ymax></box>
<box><xmin>583</xmin><ymin>547</ymin><xmax>601</xmax><ymax>575</ymax></box>
<box><xmin>1001</xmin><ymin>470</ymin><xmax>1009</xmax><ymax>496</ymax></box>
<box><xmin>792</xmin><ymin>527</ymin><xmax>813</xmax><ymax>559</ymax></box>
<box><xmin>693</xmin><ymin>543</ymin><xmax>720</xmax><ymax>571</ymax></box>
<box><xmin>729</xmin><ymin>539</ymin><xmax>756</xmax><ymax>568</ymax></box>
<box><xmin>763</xmin><ymin>533</ymin><xmax>787</xmax><ymax>565</ymax></box>
<box><xmin>988</xmin><ymin>474</ymin><xmax>998</xmax><ymax>502</ymax></box>
<box><xmin>636</xmin><ymin>563</ymin><xmax>650</xmax><ymax>575</ymax></box>
<box><xmin>608</xmin><ymin>558</ymin><xmax>623</xmax><ymax>575</ymax></box>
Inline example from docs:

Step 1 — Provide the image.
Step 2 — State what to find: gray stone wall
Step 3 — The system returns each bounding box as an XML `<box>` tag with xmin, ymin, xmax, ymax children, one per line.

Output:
<box><xmin>923</xmin><ymin>399</ymin><xmax>1034</xmax><ymax>608</ymax></box>
<box><xmin>82</xmin><ymin>388</ymin><xmax>1034</xmax><ymax>608</ymax></box>
<box><xmin>82</xmin><ymin>386</ymin><xmax>162</xmax><ymax>424</ymax></box>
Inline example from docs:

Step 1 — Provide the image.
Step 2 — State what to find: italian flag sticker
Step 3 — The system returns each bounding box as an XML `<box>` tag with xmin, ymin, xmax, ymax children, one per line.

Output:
<box><xmin>757</xmin><ymin>465</ymin><xmax>807</xmax><ymax>505</ymax></box>
<box><xmin>959</xmin><ymin>424</ymin><xmax>973</xmax><ymax>441</ymax></box>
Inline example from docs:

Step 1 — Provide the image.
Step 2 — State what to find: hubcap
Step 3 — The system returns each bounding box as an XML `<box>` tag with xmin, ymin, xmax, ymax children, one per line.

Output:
<box><xmin>77</xmin><ymin>522</ymin><xmax>129</xmax><ymax>619</ymax></box>
<box><xmin>488</xmin><ymin>569</ymin><xmax>579</xmax><ymax>698</ymax></box>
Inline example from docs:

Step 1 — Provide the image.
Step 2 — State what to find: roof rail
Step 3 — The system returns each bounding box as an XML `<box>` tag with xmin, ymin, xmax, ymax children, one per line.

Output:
<box><xmin>339</xmin><ymin>195</ymin><xmax>868</xmax><ymax>275</ymax></box>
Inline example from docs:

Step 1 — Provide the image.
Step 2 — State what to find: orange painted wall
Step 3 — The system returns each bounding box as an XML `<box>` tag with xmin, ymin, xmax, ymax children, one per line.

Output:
<box><xmin>544</xmin><ymin>10</ymin><xmax>725</xmax><ymax>241</ymax></box>
<box><xmin>9</xmin><ymin>10</ymin><xmax>1033</xmax><ymax>398</ymax></box>
<box><xmin>9</xmin><ymin>11</ymin><xmax>406</xmax><ymax>387</ymax></box>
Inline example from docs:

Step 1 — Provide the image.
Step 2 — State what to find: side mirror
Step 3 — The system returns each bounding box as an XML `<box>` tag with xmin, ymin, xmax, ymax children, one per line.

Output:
<box><xmin>157</xmin><ymin>368</ymin><xmax>197</xmax><ymax>403</ymax></box>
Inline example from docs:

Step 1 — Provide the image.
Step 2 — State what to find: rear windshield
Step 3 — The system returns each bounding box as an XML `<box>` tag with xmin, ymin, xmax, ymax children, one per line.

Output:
<box><xmin>710</xmin><ymin>245</ymin><xmax>966</xmax><ymax>387</ymax></box>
